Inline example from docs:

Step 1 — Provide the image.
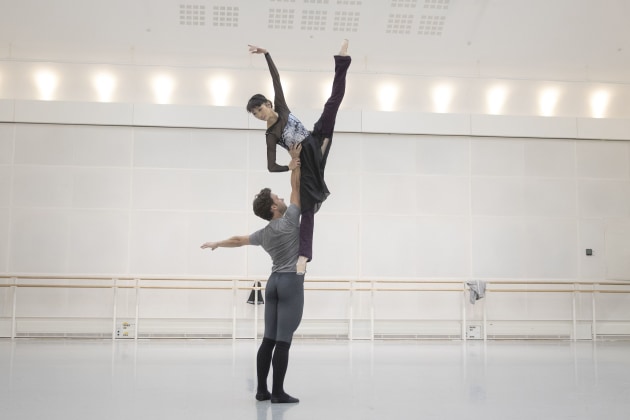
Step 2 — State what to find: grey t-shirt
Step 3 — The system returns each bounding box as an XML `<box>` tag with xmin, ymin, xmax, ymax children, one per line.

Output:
<box><xmin>249</xmin><ymin>204</ymin><xmax>300</xmax><ymax>272</ymax></box>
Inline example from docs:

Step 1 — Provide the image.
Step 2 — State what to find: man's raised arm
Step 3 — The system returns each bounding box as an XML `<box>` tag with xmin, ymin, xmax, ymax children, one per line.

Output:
<box><xmin>288</xmin><ymin>144</ymin><xmax>301</xmax><ymax>208</ymax></box>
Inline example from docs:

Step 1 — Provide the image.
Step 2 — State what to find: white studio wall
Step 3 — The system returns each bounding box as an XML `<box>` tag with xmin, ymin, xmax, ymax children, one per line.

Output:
<box><xmin>0</xmin><ymin>109</ymin><xmax>629</xmax><ymax>339</ymax></box>
<box><xmin>0</xmin><ymin>52</ymin><xmax>629</xmax><ymax>340</ymax></box>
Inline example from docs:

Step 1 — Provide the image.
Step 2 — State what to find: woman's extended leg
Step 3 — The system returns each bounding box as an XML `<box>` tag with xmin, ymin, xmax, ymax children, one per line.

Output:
<box><xmin>296</xmin><ymin>40</ymin><xmax>351</xmax><ymax>274</ymax></box>
<box><xmin>296</xmin><ymin>209</ymin><xmax>314</xmax><ymax>274</ymax></box>
<box><xmin>315</xmin><ymin>40</ymin><xmax>351</xmax><ymax>150</ymax></box>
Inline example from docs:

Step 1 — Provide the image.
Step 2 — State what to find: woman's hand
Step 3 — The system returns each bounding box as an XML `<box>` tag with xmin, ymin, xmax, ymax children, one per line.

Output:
<box><xmin>248</xmin><ymin>45</ymin><xmax>267</xmax><ymax>54</ymax></box>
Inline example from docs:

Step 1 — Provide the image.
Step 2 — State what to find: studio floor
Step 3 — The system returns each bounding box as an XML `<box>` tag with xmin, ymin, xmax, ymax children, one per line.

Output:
<box><xmin>0</xmin><ymin>338</ymin><xmax>629</xmax><ymax>420</ymax></box>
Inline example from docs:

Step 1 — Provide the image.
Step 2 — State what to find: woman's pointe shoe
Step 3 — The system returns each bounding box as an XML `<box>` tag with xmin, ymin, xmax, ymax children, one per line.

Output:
<box><xmin>339</xmin><ymin>39</ymin><xmax>349</xmax><ymax>56</ymax></box>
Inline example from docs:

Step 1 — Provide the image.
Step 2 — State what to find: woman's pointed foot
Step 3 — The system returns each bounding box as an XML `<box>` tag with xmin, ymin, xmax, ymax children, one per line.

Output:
<box><xmin>339</xmin><ymin>39</ymin><xmax>349</xmax><ymax>56</ymax></box>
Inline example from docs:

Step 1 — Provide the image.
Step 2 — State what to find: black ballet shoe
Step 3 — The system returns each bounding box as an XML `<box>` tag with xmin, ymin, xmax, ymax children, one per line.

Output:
<box><xmin>256</xmin><ymin>390</ymin><xmax>271</xmax><ymax>401</ymax></box>
<box><xmin>271</xmin><ymin>392</ymin><xmax>299</xmax><ymax>404</ymax></box>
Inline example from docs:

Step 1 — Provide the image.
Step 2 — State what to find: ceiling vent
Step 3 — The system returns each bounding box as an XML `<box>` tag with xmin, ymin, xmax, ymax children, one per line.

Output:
<box><xmin>418</xmin><ymin>14</ymin><xmax>445</xmax><ymax>36</ymax></box>
<box><xmin>179</xmin><ymin>4</ymin><xmax>206</xmax><ymax>26</ymax></box>
<box><xmin>301</xmin><ymin>9</ymin><xmax>328</xmax><ymax>31</ymax></box>
<box><xmin>333</xmin><ymin>10</ymin><xmax>360</xmax><ymax>32</ymax></box>
<box><xmin>268</xmin><ymin>8</ymin><xmax>296</xmax><ymax>30</ymax></box>
<box><xmin>212</xmin><ymin>6</ymin><xmax>239</xmax><ymax>28</ymax></box>
<box><xmin>423</xmin><ymin>0</ymin><xmax>449</xmax><ymax>11</ymax></box>
<box><xmin>386</xmin><ymin>13</ymin><xmax>414</xmax><ymax>34</ymax></box>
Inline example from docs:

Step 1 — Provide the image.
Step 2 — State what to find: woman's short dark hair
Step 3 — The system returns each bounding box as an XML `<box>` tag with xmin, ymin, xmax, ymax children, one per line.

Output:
<box><xmin>247</xmin><ymin>94</ymin><xmax>270</xmax><ymax>113</ymax></box>
<box><xmin>253</xmin><ymin>188</ymin><xmax>274</xmax><ymax>221</ymax></box>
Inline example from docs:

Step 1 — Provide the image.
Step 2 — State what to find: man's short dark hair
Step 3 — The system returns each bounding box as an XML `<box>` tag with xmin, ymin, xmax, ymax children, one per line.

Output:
<box><xmin>253</xmin><ymin>188</ymin><xmax>274</xmax><ymax>221</ymax></box>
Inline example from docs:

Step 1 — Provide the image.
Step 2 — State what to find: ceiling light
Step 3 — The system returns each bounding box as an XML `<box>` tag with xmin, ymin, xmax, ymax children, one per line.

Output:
<box><xmin>93</xmin><ymin>73</ymin><xmax>116</xmax><ymax>102</ymax></box>
<box><xmin>208</xmin><ymin>76</ymin><xmax>231</xmax><ymax>106</ymax></box>
<box><xmin>432</xmin><ymin>84</ymin><xmax>453</xmax><ymax>113</ymax></box>
<box><xmin>152</xmin><ymin>75</ymin><xmax>175</xmax><ymax>105</ymax></box>
<box><xmin>590</xmin><ymin>90</ymin><xmax>609</xmax><ymax>119</ymax></box>
<box><xmin>486</xmin><ymin>86</ymin><xmax>507</xmax><ymax>115</ymax></box>
<box><xmin>35</xmin><ymin>70</ymin><xmax>58</xmax><ymax>101</ymax></box>
<box><xmin>539</xmin><ymin>88</ymin><xmax>559</xmax><ymax>117</ymax></box>
<box><xmin>378</xmin><ymin>83</ymin><xmax>398</xmax><ymax>112</ymax></box>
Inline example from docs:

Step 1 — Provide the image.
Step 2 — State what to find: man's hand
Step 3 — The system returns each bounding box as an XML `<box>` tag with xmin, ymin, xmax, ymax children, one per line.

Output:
<box><xmin>200</xmin><ymin>242</ymin><xmax>219</xmax><ymax>250</ymax></box>
<box><xmin>288</xmin><ymin>157</ymin><xmax>300</xmax><ymax>171</ymax></box>
<box><xmin>248</xmin><ymin>45</ymin><xmax>267</xmax><ymax>54</ymax></box>
<box><xmin>288</xmin><ymin>143</ymin><xmax>302</xmax><ymax>159</ymax></box>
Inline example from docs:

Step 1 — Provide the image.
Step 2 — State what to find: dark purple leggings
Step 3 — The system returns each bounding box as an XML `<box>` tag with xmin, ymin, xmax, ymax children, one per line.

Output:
<box><xmin>299</xmin><ymin>55</ymin><xmax>351</xmax><ymax>261</ymax></box>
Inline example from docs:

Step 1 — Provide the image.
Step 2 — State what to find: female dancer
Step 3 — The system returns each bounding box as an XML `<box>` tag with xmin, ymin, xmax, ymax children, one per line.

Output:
<box><xmin>247</xmin><ymin>40</ymin><xmax>351</xmax><ymax>274</ymax></box>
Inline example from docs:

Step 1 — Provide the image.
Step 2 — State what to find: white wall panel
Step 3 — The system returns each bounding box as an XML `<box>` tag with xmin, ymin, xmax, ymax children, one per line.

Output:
<box><xmin>0</xmin><ymin>123</ymin><xmax>14</xmax><ymax>163</ymax></box>
<box><xmin>189</xmin><ymin>211</ymin><xmax>250</xmax><ymax>277</ymax></box>
<box><xmin>522</xmin><ymin>178</ymin><xmax>576</xmax><ymax>217</ymax></box>
<box><xmin>361</xmin><ymin>173</ymin><xmax>416</xmax><ymax>215</ymax></box>
<box><xmin>362</xmin><ymin>111</ymin><xmax>471</xmax><ymax>135</ymax></box>
<box><xmin>72</xmin><ymin>168</ymin><xmax>131</xmax><ymax>209</ymax></box>
<box><xmin>323</xmin><ymin>133</ymin><xmax>362</xmax><ymax>174</ymax></box>
<box><xmin>310</xmin><ymin>214</ymin><xmax>359</xmax><ymax>277</ymax></box>
<box><xmin>471</xmin><ymin>115</ymin><xmax>578</xmax><ymax>139</ymax></box>
<box><xmin>578</xmin><ymin>180</ymin><xmax>630</xmax><ymax>218</ymax></box>
<box><xmin>14</xmin><ymin>124</ymin><xmax>74</xmax><ymax>165</ymax></box>
<box><xmin>14</xmin><ymin>100</ymin><xmax>133</xmax><ymax>126</ymax></box>
<box><xmin>361</xmin><ymin>215</ymin><xmax>417</xmax><ymax>278</ymax></box>
<box><xmin>374</xmin><ymin>292</ymin><xmax>462</xmax><ymax>319</ymax></box>
<box><xmin>304</xmin><ymin>291</ymin><xmax>350</xmax><ymax>318</ymax></box>
<box><xmin>578</xmin><ymin>219</ymin><xmax>607</xmax><ymax>279</ymax></box>
<box><xmin>416</xmin><ymin>176</ymin><xmax>469</xmax><ymax>215</ymax></box>
<box><xmin>15</xmin><ymin>288</ymin><xmax>114</xmax><ymax>317</ymax></box>
<box><xmin>132</xmin><ymin>168</ymin><xmax>247</xmax><ymax>212</ymax></box>
<box><xmin>605</xmin><ymin>219</ymin><xmax>630</xmax><ymax>280</ymax></box>
<box><xmin>576</xmin><ymin>141</ymin><xmax>630</xmax><ymax>179</ymax></box>
<box><xmin>188</xmin><ymin>129</ymin><xmax>249</xmax><ymax>170</ymax></box>
<box><xmin>0</xmin><ymin>100</ymin><xmax>14</xmax><ymax>122</ymax></box>
<box><xmin>523</xmin><ymin>139</ymin><xmax>575</xmax><ymax>177</ymax></box>
<box><xmin>14</xmin><ymin>124</ymin><xmax>133</xmax><ymax>166</ymax></box>
<box><xmin>188</xmin><ymin>170</ymin><xmax>248</xmax><ymax>212</ymax></box>
<box><xmin>133</xmin><ymin>127</ymin><xmax>191</xmax><ymax>168</ymax></box>
<box><xmin>137</xmin><ymin>289</ymin><xmax>233</xmax><ymax>318</ymax></box>
<box><xmin>472</xmin><ymin>217</ymin><xmax>525</xmax><ymax>278</ymax></box>
<box><xmin>0</xmin><ymin>166</ymin><xmax>11</xmax><ymax>207</ymax></box>
<box><xmin>415</xmin><ymin>136</ymin><xmax>470</xmax><ymax>176</ymax></box>
<box><xmin>360</xmin><ymin>134</ymin><xmax>416</xmax><ymax>173</ymax></box>
<box><xmin>10</xmin><ymin>208</ymin><xmax>69</xmax><ymax>273</ymax></box>
<box><xmin>471</xmin><ymin>138</ymin><xmax>524</xmax><ymax>176</ymax></box>
<box><xmin>67</xmin><ymin>210</ymin><xmax>129</xmax><ymax>274</ymax></box>
<box><xmin>318</xmin><ymin>172</ymin><xmax>361</xmax><ymax>213</ymax></box>
<box><xmin>0</xmin><ymin>207</ymin><xmax>9</xmax><ymax>272</ymax></box>
<box><xmin>578</xmin><ymin>118</ymin><xmax>630</xmax><ymax>141</ymax></box>
<box><xmin>134</xmin><ymin>104</ymin><xmax>248</xmax><ymax>129</ymax></box>
<box><xmin>129</xmin><ymin>211</ymin><xmax>189</xmax><ymax>275</ymax></box>
<box><xmin>12</xmin><ymin>166</ymin><xmax>74</xmax><ymax>208</ymax></box>
<box><xmin>471</xmin><ymin>177</ymin><xmax>523</xmax><ymax>216</ymax></box>
<box><xmin>132</xmin><ymin>169</ymin><xmax>190</xmax><ymax>210</ymax></box>
<box><xmin>523</xmin><ymin>219</ymin><xmax>578</xmax><ymax>279</ymax></box>
<box><xmin>416</xmin><ymin>216</ymin><xmax>470</xmax><ymax>278</ymax></box>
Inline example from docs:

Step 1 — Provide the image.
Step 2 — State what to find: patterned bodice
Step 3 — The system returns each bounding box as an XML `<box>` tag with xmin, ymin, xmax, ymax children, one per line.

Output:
<box><xmin>278</xmin><ymin>113</ymin><xmax>310</xmax><ymax>150</ymax></box>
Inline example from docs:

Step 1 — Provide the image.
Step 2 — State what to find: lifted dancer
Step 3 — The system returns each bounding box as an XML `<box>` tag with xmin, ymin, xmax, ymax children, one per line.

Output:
<box><xmin>247</xmin><ymin>40</ymin><xmax>351</xmax><ymax>275</ymax></box>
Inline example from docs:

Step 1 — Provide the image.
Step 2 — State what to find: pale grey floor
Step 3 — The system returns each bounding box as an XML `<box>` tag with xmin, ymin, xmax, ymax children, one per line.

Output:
<box><xmin>1</xmin><ymin>338</ymin><xmax>629</xmax><ymax>420</ymax></box>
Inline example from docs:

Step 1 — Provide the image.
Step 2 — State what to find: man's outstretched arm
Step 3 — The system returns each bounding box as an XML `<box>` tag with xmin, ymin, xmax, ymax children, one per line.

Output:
<box><xmin>201</xmin><ymin>235</ymin><xmax>250</xmax><ymax>251</ymax></box>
